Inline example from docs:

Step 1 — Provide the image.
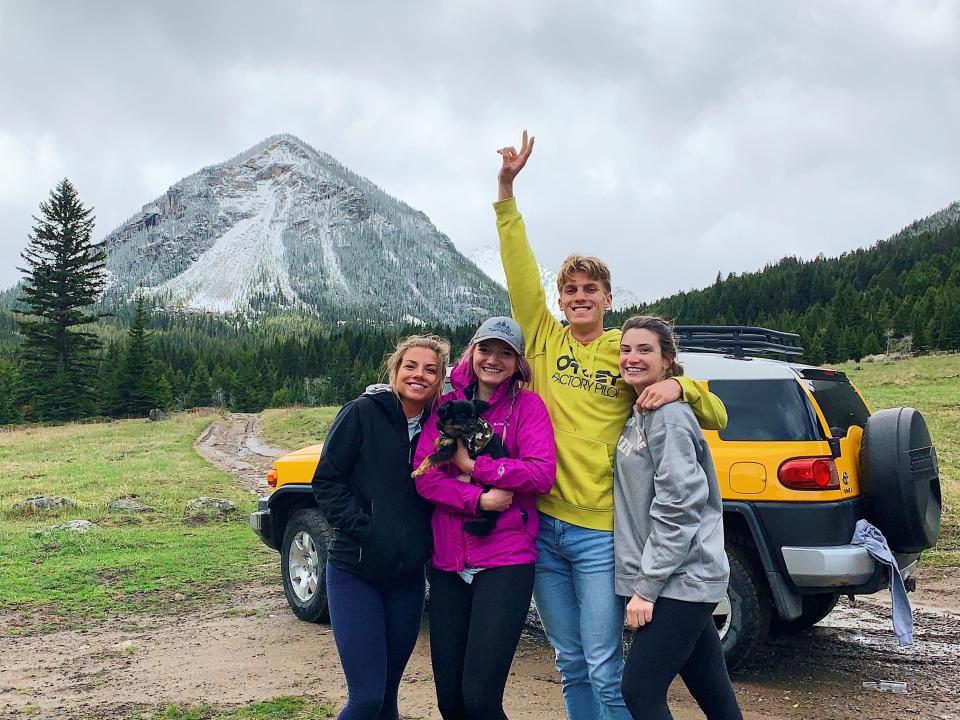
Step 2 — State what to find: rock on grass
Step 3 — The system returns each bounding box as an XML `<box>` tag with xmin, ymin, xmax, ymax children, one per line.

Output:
<box><xmin>108</xmin><ymin>496</ymin><xmax>156</xmax><ymax>513</ymax></box>
<box><xmin>184</xmin><ymin>496</ymin><xmax>238</xmax><ymax>523</ymax></box>
<box><xmin>11</xmin><ymin>496</ymin><xmax>76</xmax><ymax>515</ymax></box>
<box><xmin>35</xmin><ymin>519</ymin><xmax>97</xmax><ymax>536</ymax></box>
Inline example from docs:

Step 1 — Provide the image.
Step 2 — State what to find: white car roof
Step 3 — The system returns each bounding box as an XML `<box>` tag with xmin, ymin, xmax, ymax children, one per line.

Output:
<box><xmin>677</xmin><ymin>352</ymin><xmax>823</xmax><ymax>381</ymax></box>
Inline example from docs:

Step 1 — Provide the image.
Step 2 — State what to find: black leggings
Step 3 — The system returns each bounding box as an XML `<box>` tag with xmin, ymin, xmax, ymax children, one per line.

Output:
<box><xmin>621</xmin><ymin>596</ymin><xmax>742</xmax><ymax>720</ymax></box>
<box><xmin>428</xmin><ymin>564</ymin><xmax>535</xmax><ymax>720</ymax></box>
<box><xmin>326</xmin><ymin>562</ymin><xmax>426</xmax><ymax>720</ymax></box>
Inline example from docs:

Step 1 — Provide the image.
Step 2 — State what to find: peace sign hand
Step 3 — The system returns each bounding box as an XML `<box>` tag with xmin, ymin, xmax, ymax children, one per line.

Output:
<box><xmin>497</xmin><ymin>130</ymin><xmax>535</xmax><ymax>198</ymax></box>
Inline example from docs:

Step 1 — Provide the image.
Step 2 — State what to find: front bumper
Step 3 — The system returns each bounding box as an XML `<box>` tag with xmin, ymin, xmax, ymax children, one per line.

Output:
<box><xmin>250</xmin><ymin>499</ymin><xmax>275</xmax><ymax>550</ymax></box>
<box><xmin>781</xmin><ymin>545</ymin><xmax>919</xmax><ymax>587</ymax></box>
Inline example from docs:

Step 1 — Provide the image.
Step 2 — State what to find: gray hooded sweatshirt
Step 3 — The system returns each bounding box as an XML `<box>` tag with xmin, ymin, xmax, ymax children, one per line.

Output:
<box><xmin>614</xmin><ymin>403</ymin><xmax>729</xmax><ymax>604</ymax></box>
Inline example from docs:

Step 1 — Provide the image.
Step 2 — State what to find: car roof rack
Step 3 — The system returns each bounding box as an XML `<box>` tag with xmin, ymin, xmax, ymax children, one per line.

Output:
<box><xmin>674</xmin><ymin>325</ymin><xmax>804</xmax><ymax>359</ymax></box>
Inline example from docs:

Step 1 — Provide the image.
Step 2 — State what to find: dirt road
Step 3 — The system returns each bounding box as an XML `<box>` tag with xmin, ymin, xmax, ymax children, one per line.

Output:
<box><xmin>193</xmin><ymin>413</ymin><xmax>287</xmax><ymax>496</ymax></box>
<box><xmin>2</xmin><ymin>414</ymin><xmax>957</xmax><ymax>719</ymax></box>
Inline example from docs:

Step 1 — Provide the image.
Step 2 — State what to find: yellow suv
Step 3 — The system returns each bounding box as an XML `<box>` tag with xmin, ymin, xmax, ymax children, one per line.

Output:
<box><xmin>250</xmin><ymin>326</ymin><xmax>942</xmax><ymax>668</ymax></box>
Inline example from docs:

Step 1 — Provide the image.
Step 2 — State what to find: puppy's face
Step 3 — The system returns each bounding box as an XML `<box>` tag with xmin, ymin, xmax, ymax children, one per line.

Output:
<box><xmin>437</xmin><ymin>399</ymin><xmax>489</xmax><ymax>436</ymax></box>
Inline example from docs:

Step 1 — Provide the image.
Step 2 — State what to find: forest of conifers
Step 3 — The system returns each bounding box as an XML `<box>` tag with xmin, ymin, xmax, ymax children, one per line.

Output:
<box><xmin>1</xmin><ymin>206</ymin><xmax>958</xmax><ymax>423</ymax></box>
<box><xmin>613</xmin><ymin>211</ymin><xmax>960</xmax><ymax>363</ymax></box>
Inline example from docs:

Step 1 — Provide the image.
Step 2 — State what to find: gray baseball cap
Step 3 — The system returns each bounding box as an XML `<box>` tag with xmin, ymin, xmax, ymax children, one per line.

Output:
<box><xmin>470</xmin><ymin>316</ymin><xmax>525</xmax><ymax>355</ymax></box>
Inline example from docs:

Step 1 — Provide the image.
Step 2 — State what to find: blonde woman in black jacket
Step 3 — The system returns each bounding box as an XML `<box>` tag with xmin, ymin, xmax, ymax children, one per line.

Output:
<box><xmin>312</xmin><ymin>335</ymin><xmax>449</xmax><ymax>720</ymax></box>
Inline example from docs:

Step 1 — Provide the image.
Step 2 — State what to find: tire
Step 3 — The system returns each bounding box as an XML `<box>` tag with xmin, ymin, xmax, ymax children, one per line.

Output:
<box><xmin>771</xmin><ymin>592</ymin><xmax>839</xmax><ymax>635</ymax></box>
<box><xmin>280</xmin><ymin>508</ymin><xmax>332</xmax><ymax>623</ymax></box>
<box><xmin>715</xmin><ymin>543</ymin><xmax>772</xmax><ymax>670</ymax></box>
<box><xmin>860</xmin><ymin>407</ymin><xmax>941</xmax><ymax>553</ymax></box>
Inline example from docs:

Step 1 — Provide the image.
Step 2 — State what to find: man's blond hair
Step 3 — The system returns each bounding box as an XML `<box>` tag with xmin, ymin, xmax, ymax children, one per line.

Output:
<box><xmin>556</xmin><ymin>253</ymin><xmax>612</xmax><ymax>294</ymax></box>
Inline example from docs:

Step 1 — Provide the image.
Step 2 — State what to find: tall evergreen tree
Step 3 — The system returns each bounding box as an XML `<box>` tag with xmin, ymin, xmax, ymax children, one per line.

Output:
<box><xmin>0</xmin><ymin>358</ymin><xmax>22</xmax><ymax>424</ymax></box>
<box><xmin>185</xmin><ymin>363</ymin><xmax>213</xmax><ymax>408</ymax></box>
<box><xmin>114</xmin><ymin>292</ymin><xmax>172</xmax><ymax>415</ymax></box>
<box><xmin>16</xmin><ymin>179</ymin><xmax>106</xmax><ymax>421</ymax></box>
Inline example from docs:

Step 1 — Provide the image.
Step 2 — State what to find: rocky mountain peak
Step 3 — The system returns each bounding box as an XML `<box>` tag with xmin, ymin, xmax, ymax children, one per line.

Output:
<box><xmin>101</xmin><ymin>134</ymin><xmax>507</xmax><ymax>324</ymax></box>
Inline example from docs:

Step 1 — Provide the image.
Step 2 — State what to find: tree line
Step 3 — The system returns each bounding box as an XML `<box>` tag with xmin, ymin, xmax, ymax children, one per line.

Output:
<box><xmin>610</xmin><ymin>213</ymin><xmax>960</xmax><ymax>365</ymax></box>
<box><xmin>0</xmin><ymin>179</ymin><xmax>475</xmax><ymax>424</ymax></box>
<box><xmin>2</xmin><ymin>178</ymin><xmax>958</xmax><ymax>425</ymax></box>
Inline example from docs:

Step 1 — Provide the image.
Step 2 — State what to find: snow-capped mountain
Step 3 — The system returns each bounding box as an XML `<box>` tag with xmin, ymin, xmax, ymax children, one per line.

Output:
<box><xmin>102</xmin><ymin>134</ymin><xmax>507</xmax><ymax>325</ymax></box>
<box><xmin>469</xmin><ymin>245</ymin><xmax>643</xmax><ymax>321</ymax></box>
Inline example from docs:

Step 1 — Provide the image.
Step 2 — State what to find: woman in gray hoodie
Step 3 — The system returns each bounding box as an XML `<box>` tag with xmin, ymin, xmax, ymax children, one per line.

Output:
<box><xmin>614</xmin><ymin>316</ymin><xmax>742</xmax><ymax>720</ymax></box>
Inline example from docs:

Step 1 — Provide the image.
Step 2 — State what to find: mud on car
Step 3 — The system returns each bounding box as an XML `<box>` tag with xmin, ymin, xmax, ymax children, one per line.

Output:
<box><xmin>250</xmin><ymin>326</ymin><xmax>942</xmax><ymax>668</ymax></box>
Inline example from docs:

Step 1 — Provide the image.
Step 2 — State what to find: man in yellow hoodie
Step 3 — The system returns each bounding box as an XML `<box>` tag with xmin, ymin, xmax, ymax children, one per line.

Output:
<box><xmin>494</xmin><ymin>131</ymin><xmax>727</xmax><ymax>720</ymax></box>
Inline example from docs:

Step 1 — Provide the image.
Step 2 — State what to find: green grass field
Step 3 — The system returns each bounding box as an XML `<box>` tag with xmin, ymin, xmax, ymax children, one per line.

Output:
<box><xmin>259</xmin><ymin>407</ymin><xmax>340</xmax><ymax>450</ymax></box>
<box><xmin>840</xmin><ymin>353</ymin><xmax>959</xmax><ymax>565</ymax></box>
<box><xmin>132</xmin><ymin>696</ymin><xmax>334</xmax><ymax>720</ymax></box>
<box><xmin>0</xmin><ymin>411</ymin><xmax>273</xmax><ymax>632</ymax></box>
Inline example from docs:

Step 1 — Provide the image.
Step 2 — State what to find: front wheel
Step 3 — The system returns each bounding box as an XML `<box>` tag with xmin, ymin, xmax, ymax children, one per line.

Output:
<box><xmin>281</xmin><ymin>509</ymin><xmax>332</xmax><ymax>623</ymax></box>
<box><xmin>715</xmin><ymin>543</ymin><xmax>772</xmax><ymax>670</ymax></box>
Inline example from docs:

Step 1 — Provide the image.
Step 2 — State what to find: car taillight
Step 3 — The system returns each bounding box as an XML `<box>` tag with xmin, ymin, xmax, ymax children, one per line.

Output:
<box><xmin>267</xmin><ymin>468</ymin><xmax>278</xmax><ymax>487</ymax></box>
<box><xmin>778</xmin><ymin>457</ymin><xmax>840</xmax><ymax>490</ymax></box>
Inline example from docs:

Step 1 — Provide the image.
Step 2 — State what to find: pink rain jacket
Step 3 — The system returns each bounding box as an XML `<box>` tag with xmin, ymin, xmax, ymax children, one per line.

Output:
<box><xmin>414</xmin><ymin>359</ymin><xmax>556</xmax><ymax>571</ymax></box>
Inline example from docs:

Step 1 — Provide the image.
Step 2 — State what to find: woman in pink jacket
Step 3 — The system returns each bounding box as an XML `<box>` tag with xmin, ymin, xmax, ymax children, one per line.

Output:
<box><xmin>415</xmin><ymin>316</ymin><xmax>556</xmax><ymax>720</ymax></box>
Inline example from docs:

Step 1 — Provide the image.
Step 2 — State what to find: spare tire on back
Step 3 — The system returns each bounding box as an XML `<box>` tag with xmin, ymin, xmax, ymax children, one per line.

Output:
<box><xmin>860</xmin><ymin>407</ymin><xmax>941</xmax><ymax>553</ymax></box>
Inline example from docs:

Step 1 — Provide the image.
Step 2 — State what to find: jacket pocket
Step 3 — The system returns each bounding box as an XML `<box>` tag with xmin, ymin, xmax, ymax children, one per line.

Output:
<box><xmin>496</xmin><ymin>506</ymin><xmax>526</xmax><ymax>532</ymax></box>
<box><xmin>552</xmin><ymin>428</ymin><xmax>614</xmax><ymax>511</ymax></box>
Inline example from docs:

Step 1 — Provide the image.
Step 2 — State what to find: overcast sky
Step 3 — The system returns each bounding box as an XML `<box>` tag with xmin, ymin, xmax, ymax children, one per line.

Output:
<box><xmin>2</xmin><ymin>1</ymin><xmax>959</xmax><ymax>302</ymax></box>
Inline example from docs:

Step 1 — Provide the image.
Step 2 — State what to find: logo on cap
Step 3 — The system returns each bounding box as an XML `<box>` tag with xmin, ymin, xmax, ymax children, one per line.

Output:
<box><xmin>491</xmin><ymin>319</ymin><xmax>516</xmax><ymax>338</ymax></box>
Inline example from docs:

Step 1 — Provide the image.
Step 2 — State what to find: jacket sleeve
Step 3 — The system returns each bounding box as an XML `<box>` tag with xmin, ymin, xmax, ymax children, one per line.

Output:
<box><xmin>676</xmin><ymin>376</ymin><xmax>728</xmax><ymax>431</ymax></box>
<box><xmin>495</xmin><ymin>198</ymin><xmax>562</xmax><ymax>354</ymax></box>
<box><xmin>632</xmin><ymin>414</ymin><xmax>709</xmax><ymax>603</ymax></box>
<box><xmin>473</xmin><ymin>392</ymin><xmax>556</xmax><ymax>495</ymax></box>
<box><xmin>413</xmin><ymin>404</ymin><xmax>484</xmax><ymax>516</ymax></box>
<box><xmin>311</xmin><ymin>402</ymin><xmax>371</xmax><ymax>540</ymax></box>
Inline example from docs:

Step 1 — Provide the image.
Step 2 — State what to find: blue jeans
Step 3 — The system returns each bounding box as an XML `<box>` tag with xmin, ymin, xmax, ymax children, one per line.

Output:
<box><xmin>534</xmin><ymin>515</ymin><xmax>630</xmax><ymax>720</ymax></box>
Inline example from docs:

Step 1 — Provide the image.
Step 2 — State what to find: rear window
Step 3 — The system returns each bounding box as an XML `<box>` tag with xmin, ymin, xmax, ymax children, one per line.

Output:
<box><xmin>709</xmin><ymin>379</ymin><xmax>821</xmax><ymax>442</ymax></box>
<box><xmin>807</xmin><ymin>379</ymin><xmax>870</xmax><ymax>431</ymax></box>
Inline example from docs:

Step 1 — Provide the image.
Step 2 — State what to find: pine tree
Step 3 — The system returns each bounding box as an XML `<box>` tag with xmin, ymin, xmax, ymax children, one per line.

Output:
<box><xmin>185</xmin><ymin>363</ymin><xmax>213</xmax><ymax>408</ymax></box>
<box><xmin>16</xmin><ymin>179</ymin><xmax>106</xmax><ymax>421</ymax></box>
<box><xmin>231</xmin><ymin>353</ymin><xmax>263</xmax><ymax>411</ymax></box>
<box><xmin>0</xmin><ymin>358</ymin><xmax>22</xmax><ymax>424</ymax></box>
<box><xmin>860</xmin><ymin>333</ymin><xmax>883</xmax><ymax>358</ymax></box>
<box><xmin>115</xmin><ymin>293</ymin><xmax>172</xmax><ymax>415</ymax></box>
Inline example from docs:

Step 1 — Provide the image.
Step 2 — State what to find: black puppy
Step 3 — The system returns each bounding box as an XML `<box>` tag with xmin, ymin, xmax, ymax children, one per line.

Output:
<box><xmin>411</xmin><ymin>398</ymin><xmax>509</xmax><ymax>536</ymax></box>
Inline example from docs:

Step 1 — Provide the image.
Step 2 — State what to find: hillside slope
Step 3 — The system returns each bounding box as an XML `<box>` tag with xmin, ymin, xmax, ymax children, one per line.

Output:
<box><xmin>612</xmin><ymin>203</ymin><xmax>960</xmax><ymax>363</ymax></box>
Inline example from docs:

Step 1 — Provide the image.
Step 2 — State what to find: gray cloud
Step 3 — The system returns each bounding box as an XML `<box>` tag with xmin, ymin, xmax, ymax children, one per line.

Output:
<box><xmin>2</xmin><ymin>0</ymin><xmax>959</xmax><ymax>302</ymax></box>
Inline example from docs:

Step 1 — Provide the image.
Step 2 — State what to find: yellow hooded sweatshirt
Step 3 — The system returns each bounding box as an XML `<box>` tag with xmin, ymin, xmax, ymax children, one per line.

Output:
<box><xmin>495</xmin><ymin>197</ymin><xmax>728</xmax><ymax>530</ymax></box>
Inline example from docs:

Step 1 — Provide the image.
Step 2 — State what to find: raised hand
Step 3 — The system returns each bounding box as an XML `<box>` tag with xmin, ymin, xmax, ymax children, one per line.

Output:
<box><xmin>497</xmin><ymin>130</ymin><xmax>535</xmax><ymax>200</ymax></box>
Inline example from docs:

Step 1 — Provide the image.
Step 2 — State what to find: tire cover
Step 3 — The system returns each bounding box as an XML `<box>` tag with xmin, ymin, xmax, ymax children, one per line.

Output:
<box><xmin>860</xmin><ymin>407</ymin><xmax>941</xmax><ymax>553</ymax></box>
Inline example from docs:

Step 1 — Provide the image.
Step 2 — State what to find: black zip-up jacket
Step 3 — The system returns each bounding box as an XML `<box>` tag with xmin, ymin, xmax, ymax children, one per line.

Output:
<box><xmin>312</xmin><ymin>384</ymin><xmax>433</xmax><ymax>581</ymax></box>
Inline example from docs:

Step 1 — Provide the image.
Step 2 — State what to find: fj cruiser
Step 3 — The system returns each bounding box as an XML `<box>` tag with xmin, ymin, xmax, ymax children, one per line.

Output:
<box><xmin>250</xmin><ymin>326</ymin><xmax>942</xmax><ymax>668</ymax></box>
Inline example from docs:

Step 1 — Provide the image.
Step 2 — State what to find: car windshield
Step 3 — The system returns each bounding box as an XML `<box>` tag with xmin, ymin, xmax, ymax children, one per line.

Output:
<box><xmin>708</xmin><ymin>379</ymin><xmax>821</xmax><ymax>442</ymax></box>
<box><xmin>806</xmin><ymin>378</ymin><xmax>870</xmax><ymax>432</ymax></box>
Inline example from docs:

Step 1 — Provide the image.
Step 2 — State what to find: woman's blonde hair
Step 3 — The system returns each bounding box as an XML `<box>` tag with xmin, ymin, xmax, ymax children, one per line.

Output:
<box><xmin>384</xmin><ymin>334</ymin><xmax>451</xmax><ymax>405</ymax></box>
<box><xmin>620</xmin><ymin>315</ymin><xmax>685</xmax><ymax>379</ymax></box>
